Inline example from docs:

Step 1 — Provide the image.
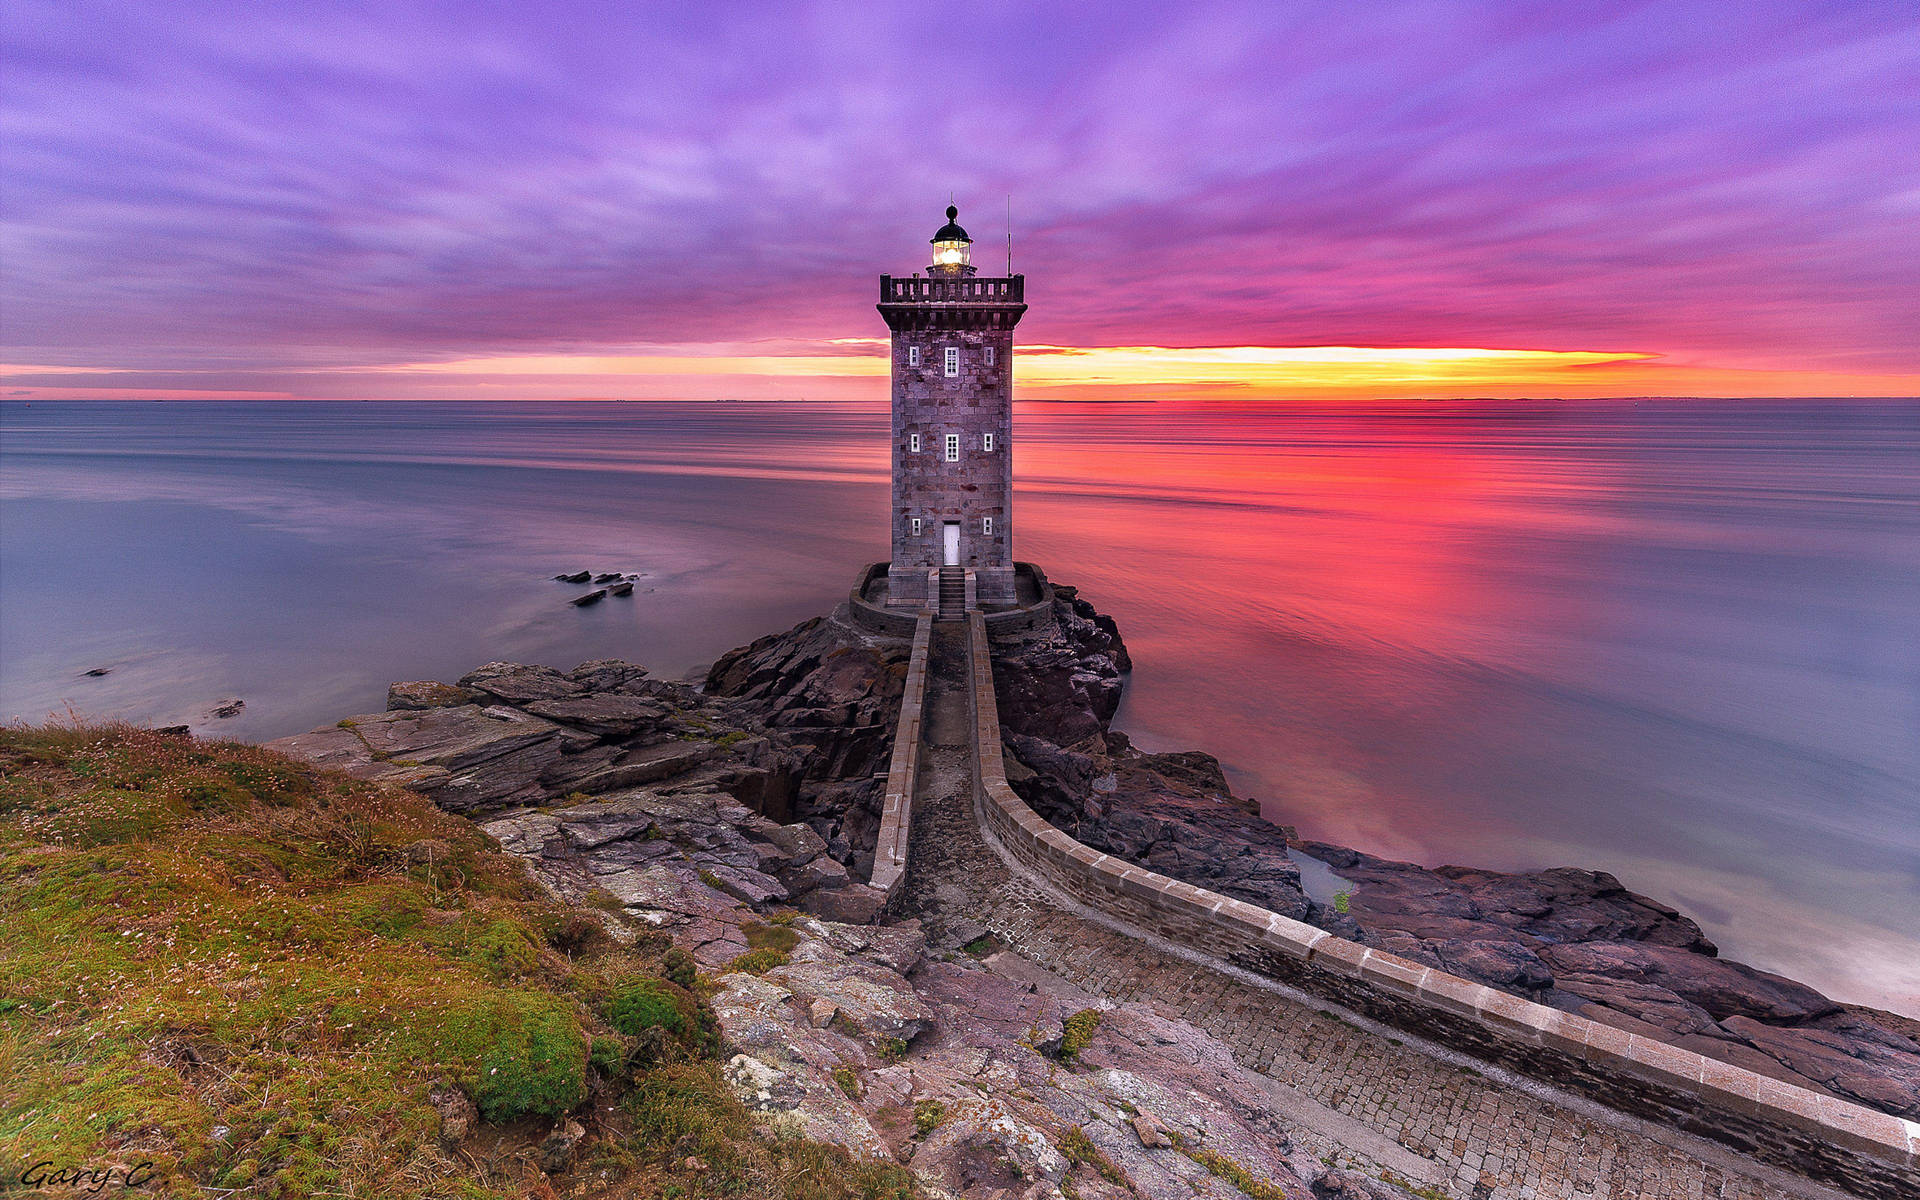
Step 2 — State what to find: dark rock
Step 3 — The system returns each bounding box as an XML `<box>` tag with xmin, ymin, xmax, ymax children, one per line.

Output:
<box><xmin>537</xmin><ymin>1118</ymin><xmax>585</xmax><ymax>1172</ymax></box>
<box><xmin>704</xmin><ymin>609</ymin><xmax>913</xmax><ymax>858</ymax></box>
<box><xmin>82</xmin><ymin>666</ymin><xmax>111</xmax><ymax>677</ymax></box>
<box><xmin>554</xmin><ymin>570</ymin><xmax>591</xmax><ymax>583</ymax></box>
<box><xmin>1720</xmin><ymin>1013</ymin><xmax>1920</xmax><ymax>1118</ymax></box>
<box><xmin>570</xmin><ymin>588</ymin><xmax>608</xmax><ymax>607</ymax></box>
<box><xmin>1537</xmin><ymin>942</ymin><xmax>1840</xmax><ymax>1024</ymax></box>
<box><xmin>524</xmin><ymin>693</ymin><xmax>669</xmax><ymax>736</ymax></box>
<box><xmin>208</xmin><ymin>699</ymin><xmax>244</xmax><ymax>719</ymax></box>
<box><xmin>566</xmin><ymin>659</ymin><xmax>650</xmax><ymax>692</ymax></box>
<box><xmin>459</xmin><ymin>662</ymin><xmax>584</xmax><ymax>704</ymax></box>
<box><xmin>1315</xmin><ymin>1169</ymin><xmax>1425</xmax><ymax>1199</ymax></box>
<box><xmin>429</xmin><ymin>1085</ymin><xmax>477</xmax><ymax>1147</ymax></box>
<box><xmin>153</xmin><ymin>725</ymin><xmax>191</xmax><ymax>737</ymax></box>
<box><xmin>1429</xmin><ymin>939</ymin><xmax>1554</xmax><ymax>997</ymax></box>
<box><xmin>386</xmin><ymin>681</ymin><xmax>477</xmax><ymax>710</ymax></box>
<box><xmin>593</xmin><ymin>572</ymin><xmax>623</xmax><ymax>583</ymax></box>
<box><xmin>1554</xmin><ymin>974</ymin><xmax>1726</xmax><ymax>1038</ymax></box>
<box><xmin>609</xmin><ymin>580</ymin><xmax>634</xmax><ymax>596</ymax></box>
<box><xmin>798</xmin><ymin>882</ymin><xmax>887</xmax><ymax>925</ymax></box>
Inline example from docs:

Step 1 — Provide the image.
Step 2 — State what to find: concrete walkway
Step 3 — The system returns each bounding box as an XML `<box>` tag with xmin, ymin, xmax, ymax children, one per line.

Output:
<box><xmin>899</xmin><ymin>622</ymin><xmax>1842</xmax><ymax>1200</ymax></box>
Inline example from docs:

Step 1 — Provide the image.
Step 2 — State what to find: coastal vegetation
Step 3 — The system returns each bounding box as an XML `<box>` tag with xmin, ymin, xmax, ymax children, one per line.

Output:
<box><xmin>0</xmin><ymin>723</ymin><xmax>916</xmax><ymax>1199</ymax></box>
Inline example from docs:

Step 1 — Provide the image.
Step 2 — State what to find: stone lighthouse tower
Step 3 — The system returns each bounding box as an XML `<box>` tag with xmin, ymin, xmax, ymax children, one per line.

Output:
<box><xmin>878</xmin><ymin>205</ymin><xmax>1027</xmax><ymax>609</ymax></box>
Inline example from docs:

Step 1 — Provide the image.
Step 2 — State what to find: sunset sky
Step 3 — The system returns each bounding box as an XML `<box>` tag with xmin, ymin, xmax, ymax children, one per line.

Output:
<box><xmin>4</xmin><ymin>1</ymin><xmax>1917</xmax><ymax>402</ymax></box>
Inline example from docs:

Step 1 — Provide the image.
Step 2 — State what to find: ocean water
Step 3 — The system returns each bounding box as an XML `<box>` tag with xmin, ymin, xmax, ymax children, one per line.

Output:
<box><xmin>3</xmin><ymin>398</ymin><xmax>1916</xmax><ymax>1014</ymax></box>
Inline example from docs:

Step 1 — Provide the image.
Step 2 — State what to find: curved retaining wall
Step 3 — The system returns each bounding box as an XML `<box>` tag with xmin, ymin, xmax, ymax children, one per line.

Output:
<box><xmin>847</xmin><ymin>562</ymin><xmax>921</xmax><ymax>637</ymax></box>
<box><xmin>848</xmin><ymin>561</ymin><xmax>1056</xmax><ymax>638</ymax></box>
<box><xmin>868</xmin><ymin>613</ymin><xmax>932</xmax><ymax>902</ymax></box>
<box><xmin>963</xmin><ymin>613</ymin><xmax>1919</xmax><ymax>1200</ymax></box>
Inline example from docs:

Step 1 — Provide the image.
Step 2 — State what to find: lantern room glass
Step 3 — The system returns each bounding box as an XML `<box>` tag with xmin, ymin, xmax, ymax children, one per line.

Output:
<box><xmin>931</xmin><ymin>238</ymin><xmax>970</xmax><ymax>271</ymax></box>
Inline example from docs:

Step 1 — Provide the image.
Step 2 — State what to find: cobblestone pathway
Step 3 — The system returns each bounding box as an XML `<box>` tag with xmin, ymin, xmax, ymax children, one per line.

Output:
<box><xmin>899</xmin><ymin>625</ymin><xmax>1836</xmax><ymax>1200</ymax></box>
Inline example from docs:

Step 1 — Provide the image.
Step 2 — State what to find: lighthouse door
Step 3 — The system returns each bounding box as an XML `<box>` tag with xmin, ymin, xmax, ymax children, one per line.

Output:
<box><xmin>942</xmin><ymin>522</ymin><xmax>961</xmax><ymax>566</ymax></box>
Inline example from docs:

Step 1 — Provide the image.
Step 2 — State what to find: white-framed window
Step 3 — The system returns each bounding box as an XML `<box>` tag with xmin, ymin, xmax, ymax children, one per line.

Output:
<box><xmin>908</xmin><ymin>346</ymin><xmax>920</xmax><ymax>367</ymax></box>
<box><xmin>909</xmin><ymin>432</ymin><xmax>920</xmax><ymax>453</ymax></box>
<box><xmin>982</xmin><ymin>432</ymin><xmax>994</xmax><ymax>452</ymax></box>
<box><xmin>944</xmin><ymin>346</ymin><xmax>959</xmax><ymax>377</ymax></box>
<box><xmin>982</xmin><ymin>516</ymin><xmax>993</xmax><ymax>536</ymax></box>
<box><xmin>944</xmin><ymin>433</ymin><xmax>960</xmax><ymax>462</ymax></box>
<box><xmin>985</xmin><ymin>346</ymin><xmax>995</xmax><ymax>366</ymax></box>
<box><xmin>910</xmin><ymin>517</ymin><xmax>922</xmax><ymax>536</ymax></box>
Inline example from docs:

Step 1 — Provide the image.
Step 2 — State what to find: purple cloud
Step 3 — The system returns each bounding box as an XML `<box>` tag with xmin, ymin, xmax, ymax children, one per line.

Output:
<box><xmin>3</xmin><ymin>1</ymin><xmax>1916</xmax><ymax>379</ymax></box>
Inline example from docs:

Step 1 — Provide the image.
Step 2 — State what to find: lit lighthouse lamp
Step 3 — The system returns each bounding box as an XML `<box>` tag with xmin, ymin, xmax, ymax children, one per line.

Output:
<box><xmin>929</xmin><ymin>205</ymin><xmax>974</xmax><ymax>276</ymax></box>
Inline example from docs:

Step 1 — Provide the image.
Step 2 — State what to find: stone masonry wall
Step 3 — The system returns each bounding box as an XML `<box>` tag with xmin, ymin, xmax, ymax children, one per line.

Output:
<box><xmin>962</xmin><ymin>613</ymin><xmax>1920</xmax><ymax>1200</ymax></box>
<box><xmin>869</xmin><ymin>613</ymin><xmax>931</xmax><ymax>904</ymax></box>
<box><xmin>884</xmin><ymin>279</ymin><xmax>1021</xmax><ymax>606</ymax></box>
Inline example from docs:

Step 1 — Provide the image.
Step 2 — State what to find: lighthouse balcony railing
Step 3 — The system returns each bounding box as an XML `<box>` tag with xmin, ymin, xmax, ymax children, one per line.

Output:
<box><xmin>880</xmin><ymin>275</ymin><xmax>1024</xmax><ymax>303</ymax></box>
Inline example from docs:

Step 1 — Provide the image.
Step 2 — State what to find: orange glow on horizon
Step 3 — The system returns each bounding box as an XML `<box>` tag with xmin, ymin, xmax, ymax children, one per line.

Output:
<box><xmin>6</xmin><ymin>344</ymin><xmax>1918</xmax><ymax>401</ymax></box>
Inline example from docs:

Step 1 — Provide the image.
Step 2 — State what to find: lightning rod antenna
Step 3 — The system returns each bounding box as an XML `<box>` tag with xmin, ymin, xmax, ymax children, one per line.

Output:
<box><xmin>1006</xmin><ymin>195</ymin><xmax>1013</xmax><ymax>275</ymax></box>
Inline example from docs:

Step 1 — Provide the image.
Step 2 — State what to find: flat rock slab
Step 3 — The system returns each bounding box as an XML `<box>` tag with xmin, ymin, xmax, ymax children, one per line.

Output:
<box><xmin>524</xmin><ymin>694</ymin><xmax>670</xmax><ymax>735</ymax></box>
<box><xmin>268</xmin><ymin>704</ymin><xmax>561</xmax><ymax>776</ymax></box>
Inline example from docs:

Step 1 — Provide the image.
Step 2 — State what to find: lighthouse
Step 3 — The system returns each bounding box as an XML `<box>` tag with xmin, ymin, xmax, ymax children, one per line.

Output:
<box><xmin>878</xmin><ymin>205</ymin><xmax>1028</xmax><ymax>610</ymax></box>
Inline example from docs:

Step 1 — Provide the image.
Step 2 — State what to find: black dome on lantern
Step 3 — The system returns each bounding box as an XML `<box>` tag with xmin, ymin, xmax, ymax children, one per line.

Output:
<box><xmin>930</xmin><ymin>205</ymin><xmax>971</xmax><ymax>244</ymax></box>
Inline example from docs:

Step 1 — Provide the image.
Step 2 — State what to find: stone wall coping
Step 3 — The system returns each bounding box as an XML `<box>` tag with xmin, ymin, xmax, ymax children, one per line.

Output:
<box><xmin>868</xmin><ymin>613</ymin><xmax>932</xmax><ymax>900</ymax></box>
<box><xmin>960</xmin><ymin>611</ymin><xmax>1920</xmax><ymax>1185</ymax></box>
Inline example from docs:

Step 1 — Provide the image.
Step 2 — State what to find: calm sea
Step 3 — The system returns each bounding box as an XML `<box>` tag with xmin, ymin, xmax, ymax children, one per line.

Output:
<box><xmin>3</xmin><ymin>398</ymin><xmax>1916</xmax><ymax>1014</ymax></box>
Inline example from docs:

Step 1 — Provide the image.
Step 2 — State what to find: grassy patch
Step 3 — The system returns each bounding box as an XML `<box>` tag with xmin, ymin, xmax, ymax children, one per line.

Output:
<box><xmin>626</xmin><ymin>1064</ymin><xmax>916</xmax><ymax>1198</ymax></box>
<box><xmin>743</xmin><ymin>920</ymin><xmax>801</xmax><ymax>954</ymax></box>
<box><xmin>724</xmin><ymin>947</ymin><xmax>791</xmax><ymax>975</ymax></box>
<box><xmin>1167</xmin><ymin>1132</ymin><xmax>1290</xmax><ymax>1200</ymax></box>
<box><xmin>1057</xmin><ymin>1125</ymin><xmax>1128</xmax><ymax>1187</ymax></box>
<box><xmin>912</xmin><ymin>1099</ymin><xmax>947</xmax><ymax>1138</ymax></box>
<box><xmin>1059</xmin><ymin>1008</ymin><xmax>1102</xmax><ymax>1061</ymax></box>
<box><xmin>0</xmin><ymin>723</ymin><xmax>914</xmax><ymax>1200</ymax></box>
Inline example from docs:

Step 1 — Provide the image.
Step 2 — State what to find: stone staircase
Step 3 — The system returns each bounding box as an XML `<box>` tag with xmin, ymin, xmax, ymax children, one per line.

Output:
<box><xmin>936</xmin><ymin>566</ymin><xmax>965</xmax><ymax>621</ymax></box>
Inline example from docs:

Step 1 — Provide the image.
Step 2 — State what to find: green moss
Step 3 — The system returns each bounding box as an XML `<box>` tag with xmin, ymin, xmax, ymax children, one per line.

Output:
<box><xmin>660</xmin><ymin>946</ymin><xmax>698</xmax><ymax>989</ymax></box>
<box><xmin>607</xmin><ymin>978</ymin><xmax>686</xmax><ymax>1038</ymax></box>
<box><xmin>466</xmin><ymin>918</ymin><xmax>540</xmax><ymax>979</ymax></box>
<box><xmin>833</xmin><ymin>1066</ymin><xmax>861</xmax><ymax>1098</ymax></box>
<box><xmin>1057</xmin><ymin>1126</ymin><xmax>1127</xmax><ymax>1186</ymax></box>
<box><xmin>1167</xmin><ymin>1132</ymin><xmax>1291</xmax><ymax>1200</ymax></box>
<box><xmin>589</xmin><ymin>1035</ymin><xmax>628</xmax><ymax>1078</ymax></box>
<box><xmin>912</xmin><ymin>1099</ymin><xmax>947</xmax><ymax>1138</ymax></box>
<box><xmin>1060</xmin><ymin>1008</ymin><xmax>1102</xmax><ymax>1061</ymax></box>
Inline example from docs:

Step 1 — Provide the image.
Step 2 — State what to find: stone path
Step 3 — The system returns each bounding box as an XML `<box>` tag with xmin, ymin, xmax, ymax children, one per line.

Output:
<box><xmin>900</xmin><ymin>625</ymin><xmax>1842</xmax><ymax>1200</ymax></box>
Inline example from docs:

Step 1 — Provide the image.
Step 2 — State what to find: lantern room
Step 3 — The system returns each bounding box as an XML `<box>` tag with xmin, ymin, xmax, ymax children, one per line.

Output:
<box><xmin>929</xmin><ymin>205</ymin><xmax>974</xmax><ymax>276</ymax></box>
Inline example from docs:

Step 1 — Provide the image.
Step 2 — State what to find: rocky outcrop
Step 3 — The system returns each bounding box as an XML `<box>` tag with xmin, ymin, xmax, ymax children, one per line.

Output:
<box><xmin>1285</xmin><ymin>841</ymin><xmax>1920</xmax><ymax>1118</ymax></box>
<box><xmin>711</xmin><ymin>919</ymin><xmax>1330</xmax><ymax>1199</ymax></box>
<box><xmin>271</xmin><ymin>579</ymin><xmax>1920</xmax><ymax>1140</ymax></box>
<box><xmin>991</xmin><ymin>585</ymin><xmax>1130</xmax><ymax>749</ymax></box>
<box><xmin>983</xmin><ymin>588</ymin><xmax>1920</xmax><ymax>1122</ymax></box>
<box><xmin>704</xmin><ymin>606</ymin><xmax>916</xmax><ymax>874</ymax></box>
<box><xmin>267</xmin><ymin>622</ymin><xmax>902</xmax><ymax>938</ymax></box>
